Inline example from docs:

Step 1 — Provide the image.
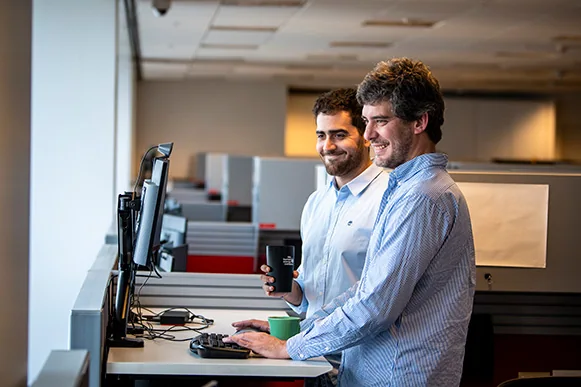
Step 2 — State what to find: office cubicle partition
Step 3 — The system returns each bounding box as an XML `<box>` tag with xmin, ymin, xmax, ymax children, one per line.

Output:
<box><xmin>70</xmin><ymin>245</ymin><xmax>116</xmax><ymax>387</ymax></box>
<box><xmin>31</xmin><ymin>350</ymin><xmax>90</xmax><ymax>387</ymax></box>
<box><xmin>450</xmin><ymin>171</ymin><xmax>581</xmax><ymax>293</ymax></box>
<box><xmin>252</xmin><ymin>157</ymin><xmax>321</xmax><ymax>231</ymax></box>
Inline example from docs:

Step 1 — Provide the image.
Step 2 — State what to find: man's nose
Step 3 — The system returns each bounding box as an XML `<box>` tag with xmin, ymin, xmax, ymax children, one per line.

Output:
<box><xmin>323</xmin><ymin>138</ymin><xmax>336</xmax><ymax>152</ymax></box>
<box><xmin>364</xmin><ymin>124</ymin><xmax>375</xmax><ymax>142</ymax></box>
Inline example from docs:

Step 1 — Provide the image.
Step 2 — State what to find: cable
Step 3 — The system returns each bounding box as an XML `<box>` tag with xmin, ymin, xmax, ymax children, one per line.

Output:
<box><xmin>132</xmin><ymin>145</ymin><xmax>158</xmax><ymax>198</ymax></box>
<box><xmin>130</xmin><ymin>305</ymin><xmax>214</xmax><ymax>342</ymax></box>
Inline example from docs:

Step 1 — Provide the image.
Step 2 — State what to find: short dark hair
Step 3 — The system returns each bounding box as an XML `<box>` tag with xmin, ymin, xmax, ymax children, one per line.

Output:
<box><xmin>356</xmin><ymin>57</ymin><xmax>445</xmax><ymax>144</ymax></box>
<box><xmin>312</xmin><ymin>88</ymin><xmax>366</xmax><ymax>136</ymax></box>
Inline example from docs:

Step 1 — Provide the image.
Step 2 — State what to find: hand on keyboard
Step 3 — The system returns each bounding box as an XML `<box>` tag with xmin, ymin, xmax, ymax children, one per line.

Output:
<box><xmin>189</xmin><ymin>333</ymin><xmax>251</xmax><ymax>359</ymax></box>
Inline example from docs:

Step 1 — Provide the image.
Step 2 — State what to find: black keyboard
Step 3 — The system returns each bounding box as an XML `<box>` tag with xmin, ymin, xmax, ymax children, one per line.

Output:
<box><xmin>189</xmin><ymin>333</ymin><xmax>251</xmax><ymax>359</ymax></box>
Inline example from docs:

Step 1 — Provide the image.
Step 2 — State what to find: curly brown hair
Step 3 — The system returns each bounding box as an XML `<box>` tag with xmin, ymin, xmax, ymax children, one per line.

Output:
<box><xmin>312</xmin><ymin>88</ymin><xmax>366</xmax><ymax>136</ymax></box>
<box><xmin>356</xmin><ymin>58</ymin><xmax>445</xmax><ymax>144</ymax></box>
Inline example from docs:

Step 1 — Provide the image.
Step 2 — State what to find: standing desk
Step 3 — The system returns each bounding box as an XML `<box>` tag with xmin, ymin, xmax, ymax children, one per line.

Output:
<box><xmin>107</xmin><ymin>308</ymin><xmax>332</xmax><ymax>383</ymax></box>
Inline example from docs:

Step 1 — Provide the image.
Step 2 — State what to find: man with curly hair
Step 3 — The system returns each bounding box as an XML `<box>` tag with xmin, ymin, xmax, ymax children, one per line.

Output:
<box><xmin>227</xmin><ymin>59</ymin><xmax>475</xmax><ymax>387</ymax></box>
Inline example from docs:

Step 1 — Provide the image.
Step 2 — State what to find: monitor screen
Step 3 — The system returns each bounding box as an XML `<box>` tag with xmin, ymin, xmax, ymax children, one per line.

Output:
<box><xmin>160</xmin><ymin>213</ymin><xmax>187</xmax><ymax>248</ymax></box>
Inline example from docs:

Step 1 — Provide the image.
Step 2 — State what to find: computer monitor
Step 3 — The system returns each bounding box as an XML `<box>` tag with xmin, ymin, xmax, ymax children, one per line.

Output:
<box><xmin>134</xmin><ymin>157</ymin><xmax>170</xmax><ymax>267</ymax></box>
<box><xmin>108</xmin><ymin>142</ymin><xmax>173</xmax><ymax>348</ymax></box>
<box><xmin>160</xmin><ymin>214</ymin><xmax>187</xmax><ymax>248</ymax></box>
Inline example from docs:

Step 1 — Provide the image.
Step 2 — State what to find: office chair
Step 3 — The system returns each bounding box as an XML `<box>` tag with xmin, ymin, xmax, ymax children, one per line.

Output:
<box><xmin>497</xmin><ymin>376</ymin><xmax>581</xmax><ymax>387</ymax></box>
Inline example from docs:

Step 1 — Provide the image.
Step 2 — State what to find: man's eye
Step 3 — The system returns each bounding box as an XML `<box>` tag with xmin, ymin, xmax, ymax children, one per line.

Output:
<box><xmin>335</xmin><ymin>133</ymin><xmax>346</xmax><ymax>139</ymax></box>
<box><xmin>317</xmin><ymin>134</ymin><xmax>325</xmax><ymax>139</ymax></box>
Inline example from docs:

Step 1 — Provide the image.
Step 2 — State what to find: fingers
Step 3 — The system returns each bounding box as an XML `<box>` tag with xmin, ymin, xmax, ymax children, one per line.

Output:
<box><xmin>222</xmin><ymin>334</ymin><xmax>238</xmax><ymax>344</ymax></box>
<box><xmin>292</xmin><ymin>270</ymin><xmax>299</xmax><ymax>279</ymax></box>
<box><xmin>262</xmin><ymin>283</ymin><xmax>276</xmax><ymax>295</ymax></box>
<box><xmin>260</xmin><ymin>274</ymin><xmax>275</xmax><ymax>284</ymax></box>
<box><xmin>260</xmin><ymin>264</ymin><xmax>271</xmax><ymax>273</ymax></box>
<box><xmin>232</xmin><ymin>319</ymin><xmax>268</xmax><ymax>330</ymax></box>
<box><xmin>231</xmin><ymin>319</ymin><xmax>253</xmax><ymax>328</ymax></box>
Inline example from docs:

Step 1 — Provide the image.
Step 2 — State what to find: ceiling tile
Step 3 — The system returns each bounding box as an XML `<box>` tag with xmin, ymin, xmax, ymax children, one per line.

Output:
<box><xmin>212</xmin><ymin>3</ymin><xmax>302</xmax><ymax>27</ymax></box>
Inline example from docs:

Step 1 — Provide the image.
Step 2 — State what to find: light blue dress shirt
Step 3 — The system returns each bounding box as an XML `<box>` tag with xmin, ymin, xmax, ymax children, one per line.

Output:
<box><xmin>290</xmin><ymin>162</ymin><xmax>389</xmax><ymax>318</ymax></box>
<box><xmin>286</xmin><ymin>153</ymin><xmax>476</xmax><ymax>387</ymax></box>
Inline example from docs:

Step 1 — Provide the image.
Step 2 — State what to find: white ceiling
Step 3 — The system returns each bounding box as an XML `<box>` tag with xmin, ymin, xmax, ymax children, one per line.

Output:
<box><xmin>136</xmin><ymin>0</ymin><xmax>581</xmax><ymax>92</ymax></box>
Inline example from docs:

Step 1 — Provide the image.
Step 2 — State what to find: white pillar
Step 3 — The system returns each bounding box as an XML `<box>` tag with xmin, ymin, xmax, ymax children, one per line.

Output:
<box><xmin>116</xmin><ymin>5</ymin><xmax>137</xmax><ymax>194</ymax></box>
<box><xmin>30</xmin><ymin>0</ymin><xmax>118</xmax><ymax>380</ymax></box>
<box><xmin>0</xmin><ymin>2</ymin><xmax>32</xmax><ymax>386</ymax></box>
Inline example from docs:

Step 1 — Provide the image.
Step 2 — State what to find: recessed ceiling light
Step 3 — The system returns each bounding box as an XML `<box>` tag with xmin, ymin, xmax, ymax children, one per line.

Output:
<box><xmin>200</xmin><ymin>43</ymin><xmax>259</xmax><ymax>50</ymax></box>
<box><xmin>210</xmin><ymin>25</ymin><xmax>278</xmax><ymax>32</ymax></box>
<box><xmin>495</xmin><ymin>51</ymin><xmax>558</xmax><ymax>59</ymax></box>
<box><xmin>552</xmin><ymin>35</ymin><xmax>581</xmax><ymax>43</ymax></box>
<box><xmin>306</xmin><ymin>54</ymin><xmax>359</xmax><ymax>61</ymax></box>
<box><xmin>142</xmin><ymin>58</ymin><xmax>190</xmax><ymax>65</ymax></box>
<box><xmin>192</xmin><ymin>57</ymin><xmax>247</xmax><ymax>64</ymax></box>
<box><xmin>285</xmin><ymin>64</ymin><xmax>334</xmax><ymax>71</ymax></box>
<box><xmin>363</xmin><ymin>18</ymin><xmax>436</xmax><ymax>28</ymax></box>
<box><xmin>220</xmin><ymin>0</ymin><xmax>305</xmax><ymax>6</ymax></box>
<box><xmin>330</xmin><ymin>41</ymin><xmax>391</xmax><ymax>48</ymax></box>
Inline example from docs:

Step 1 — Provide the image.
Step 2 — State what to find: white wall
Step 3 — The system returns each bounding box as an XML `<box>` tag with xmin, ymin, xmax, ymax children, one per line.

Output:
<box><xmin>29</xmin><ymin>0</ymin><xmax>119</xmax><ymax>380</ymax></box>
<box><xmin>0</xmin><ymin>2</ymin><xmax>31</xmax><ymax>386</ymax></box>
<box><xmin>285</xmin><ymin>93</ymin><xmax>557</xmax><ymax>162</ymax></box>
<box><xmin>137</xmin><ymin>80</ymin><xmax>287</xmax><ymax>179</ymax></box>
<box><xmin>440</xmin><ymin>98</ymin><xmax>556</xmax><ymax>161</ymax></box>
<box><xmin>285</xmin><ymin>93</ymin><xmax>318</xmax><ymax>157</ymax></box>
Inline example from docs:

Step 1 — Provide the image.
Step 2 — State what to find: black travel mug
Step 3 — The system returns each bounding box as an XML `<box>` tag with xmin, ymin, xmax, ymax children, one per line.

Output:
<box><xmin>266</xmin><ymin>245</ymin><xmax>295</xmax><ymax>293</ymax></box>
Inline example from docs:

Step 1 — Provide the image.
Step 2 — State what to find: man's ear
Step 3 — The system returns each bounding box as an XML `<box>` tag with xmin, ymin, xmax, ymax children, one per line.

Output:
<box><xmin>413</xmin><ymin>112</ymin><xmax>429</xmax><ymax>135</ymax></box>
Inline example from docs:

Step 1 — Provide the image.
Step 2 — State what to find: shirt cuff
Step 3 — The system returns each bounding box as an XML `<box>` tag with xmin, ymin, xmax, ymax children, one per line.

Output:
<box><xmin>286</xmin><ymin>281</ymin><xmax>308</xmax><ymax>314</ymax></box>
<box><xmin>286</xmin><ymin>332</ymin><xmax>308</xmax><ymax>360</ymax></box>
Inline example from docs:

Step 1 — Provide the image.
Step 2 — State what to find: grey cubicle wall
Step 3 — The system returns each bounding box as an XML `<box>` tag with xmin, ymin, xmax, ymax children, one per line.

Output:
<box><xmin>32</xmin><ymin>350</ymin><xmax>90</xmax><ymax>387</ymax></box>
<box><xmin>134</xmin><ymin>271</ymin><xmax>290</xmax><ymax>311</ymax></box>
<box><xmin>181</xmin><ymin>202</ymin><xmax>227</xmax><ymax>221</ymax></box>
<box><xmin>450</xmin><ymin>171</ymin><xmax>581</xmax><ymax>293</ymax></box>
<box><xmin>70</xmin><ymin>245</ymin><xmax>116</xmax><ymax>387</ymax></box>
<box><xmin>252</xmin><ymin>157</ymin><xmax>321</xmax><ymax>231</ymax></box>
<box><xmin>205</xmin><ymin>152</ymin><xmax>226</xmax><ymax>194</ymax></box>
<box><xmin>223</xmin><ymin>154</ymin><xmax>253</xmax><ymax>206</ymax></box>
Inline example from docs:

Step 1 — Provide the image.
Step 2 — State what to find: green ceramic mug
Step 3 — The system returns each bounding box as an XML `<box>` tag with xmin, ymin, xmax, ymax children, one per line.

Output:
<box><xmin>268</xmin><ymin>316</ymin><xmax>301</xmax><ymax>340</ymax></box>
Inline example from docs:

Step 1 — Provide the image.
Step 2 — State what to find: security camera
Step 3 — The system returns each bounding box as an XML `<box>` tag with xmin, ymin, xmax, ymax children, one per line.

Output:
<box><xmin>152</xmin><ymin>0</ymin><xmax>171</xmax><ymax>17</ymax></box>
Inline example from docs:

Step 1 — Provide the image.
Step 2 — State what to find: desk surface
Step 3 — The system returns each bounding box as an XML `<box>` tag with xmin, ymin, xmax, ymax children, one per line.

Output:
<box><xmin>107</xmin><ymin>309</ymin><xmax>332</xmax><ymax>378</ymax></box>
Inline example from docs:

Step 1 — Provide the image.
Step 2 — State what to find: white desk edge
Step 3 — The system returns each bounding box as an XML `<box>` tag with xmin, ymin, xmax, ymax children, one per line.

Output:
<box><xmin>107</xmin><ymin>308</ymin><xmax>332</xmax><ymax>378</ymax></box>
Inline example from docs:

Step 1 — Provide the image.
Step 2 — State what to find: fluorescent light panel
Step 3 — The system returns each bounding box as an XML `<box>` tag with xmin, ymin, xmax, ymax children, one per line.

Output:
<box><xmin>495</xmin><ymin>51</ymin><xmax>558</xmax><ymax>59</ymax></box>
<box><xmin>307</xmin><ymin>54</ymin><xmax>359</xmax><ymax>61</ymax></box>
<box><xmin>363</xmin><ymin>18</ymin><xmax>436</xmax><ymax>28</ymax></box>
<box><xmin>330</xmin><ymin>41</ymin><xmax>391</xmax><ymax>48</ymax></box>
<box><xmin>220</xmin><ymin>0</ymin><xmax>305</xmax><ymax>6</ymax></box>
<box><xmin>553</xmin><ymin>35</ymin><xmax>581</xmax><ymax>43</ymax></box>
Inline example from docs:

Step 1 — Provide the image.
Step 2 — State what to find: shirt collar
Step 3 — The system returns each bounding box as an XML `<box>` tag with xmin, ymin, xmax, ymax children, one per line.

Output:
<box><xmin>390</xmin><ymin>153</ymin><xmax>449</xmax><ymax>184</ymax></box>
<box><xmin>330</xmin><ymin>162</ymin><xmax>385</xmax><ymax>197</ymax></box>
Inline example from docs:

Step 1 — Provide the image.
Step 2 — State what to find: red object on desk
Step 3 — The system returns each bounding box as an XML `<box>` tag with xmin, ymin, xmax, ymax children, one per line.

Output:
<box><xmin>187</xmin><ymin>255</ymin><xmax>255</xmax><ymax>274</ymax></box>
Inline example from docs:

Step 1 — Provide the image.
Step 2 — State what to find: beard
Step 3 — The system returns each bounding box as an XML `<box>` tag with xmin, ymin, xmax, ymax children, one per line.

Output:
<box><xmin>320</xmin><ymin>138</ymin><xmax>366</xmax><ymax>177</ymax></box>
<box><xmin>375</xmin><ymin>125</ymin><xmax>413</xmax><ymax>169</ymax></box>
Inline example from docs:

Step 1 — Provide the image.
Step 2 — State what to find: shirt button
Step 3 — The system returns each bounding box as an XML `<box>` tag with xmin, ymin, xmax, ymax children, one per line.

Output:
<box><xmin>325</xmin><ymin>346</ymin><xmax>330</xmax><ymax>351</ymax></box>
<box><xmin>319</xmin><ymin>292</ymin><xmax>323</xmax><ymax>296</ymax></box>
<box><xmin>299</xmin><ymin>353</ymin><xmax>305</xmax><ymax>359</ymax></box>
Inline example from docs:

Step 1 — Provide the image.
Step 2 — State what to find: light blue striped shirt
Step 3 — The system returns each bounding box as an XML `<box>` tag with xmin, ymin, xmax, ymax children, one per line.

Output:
<box><xmin>291</xmin><ymin>162</ymin><xmax>389</xmax><ymax>318</ymax></box>
<box><xmin>286</xmin><ymin>153</ymin><xmax>476</xmax><ymax>387</ymax></box>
